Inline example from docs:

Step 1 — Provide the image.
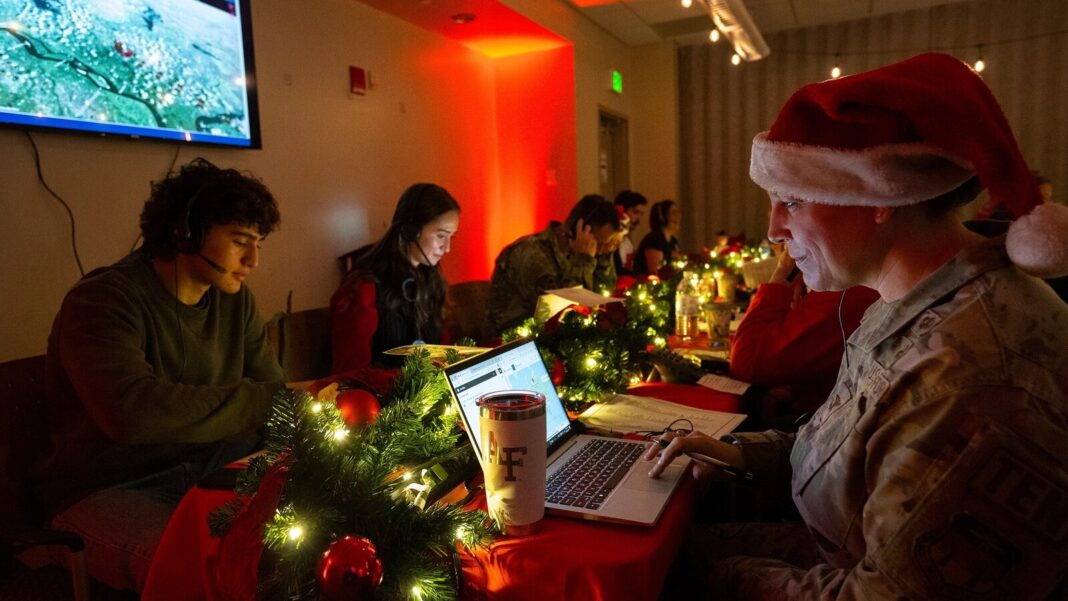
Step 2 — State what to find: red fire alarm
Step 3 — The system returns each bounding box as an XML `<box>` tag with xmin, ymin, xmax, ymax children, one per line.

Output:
<box><xmin>349</xmin><ymin>66</ymin><xmax>367</xmax><ymax>95</ymax></box>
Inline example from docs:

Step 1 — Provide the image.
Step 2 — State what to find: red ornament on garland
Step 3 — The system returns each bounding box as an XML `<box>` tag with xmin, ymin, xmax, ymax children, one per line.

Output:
<box><xmin>335</xmin><ymin>388</ymin><xmax>380</xmax><ymax>428</ymax></box>
<box><xmin>550</xmin><ymin>356</ymin><xmax>566</xmax><ymax>386</ymax></box>
<box><xmin>317</xmin><ymin>535</ymin><xmax>384</xmax><ymax>600</ymax></box>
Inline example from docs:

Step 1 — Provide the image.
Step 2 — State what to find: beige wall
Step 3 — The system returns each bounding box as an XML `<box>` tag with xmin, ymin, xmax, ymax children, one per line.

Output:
<box><xmin>1</xmin><ymin>0</ymin><xmax>504</xmax><ymax>361</ymax></box>
<box><xmin>1</xmin><ymin>0</ymin><xmax>656</xmax><ymax>361</ymax></box>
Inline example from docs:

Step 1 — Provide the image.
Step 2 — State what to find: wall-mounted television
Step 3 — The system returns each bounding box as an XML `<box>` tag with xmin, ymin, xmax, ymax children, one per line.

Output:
<box><xmin>0</xmin><ymin>0</ymin><xmax>261</xmax><ymax>148</ymax></box>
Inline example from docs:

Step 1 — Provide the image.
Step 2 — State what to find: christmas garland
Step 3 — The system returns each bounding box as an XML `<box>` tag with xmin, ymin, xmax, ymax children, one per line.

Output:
<box><xmin>209</xmin><ymin>349</ymin><xmax>497</xmax><ymax>600</ymax></box>
<box><xmin>497</xmin><ymin>240</ymin><xmax>771</xmax><ymax>409</ymax></box>
<box><xmin>501</xmin><ymin>277</ymin><xmax>677</xmax><ymax>409</ymax></box>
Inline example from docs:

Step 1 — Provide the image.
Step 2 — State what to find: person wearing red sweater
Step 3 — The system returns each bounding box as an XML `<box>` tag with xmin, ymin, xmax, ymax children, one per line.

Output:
<box><xmin>330</xmin><ymin>183</ymin><xmax>460</xmax><ymax>371</ymax></box>
<box><xmin>730</xmin><ymin>247</ymin><xmax>879</xmax><ymax>423</ymax></box>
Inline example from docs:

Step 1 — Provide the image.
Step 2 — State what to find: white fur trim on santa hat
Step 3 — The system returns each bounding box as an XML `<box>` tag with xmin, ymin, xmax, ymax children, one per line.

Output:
<box><xmin>750</xmin><ymin>132</ymin><xmax>975</xmax><ymax>206</ymax></box>
<box><xmin>1006</xmin><ymin>202</ymin><xmax>1068</xmax><ymax>278</ymax></box>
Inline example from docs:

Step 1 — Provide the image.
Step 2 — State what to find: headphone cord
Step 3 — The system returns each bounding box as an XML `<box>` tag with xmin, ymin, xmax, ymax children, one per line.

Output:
<box><xmin>837</xmin><ymin>288</ymin><xmax>849</xmax><ymax>370</ymax></box>
<box><xmin>174</xmin><ymin>262</ymin><xmax>187</xmax><ymax>381</ymax></box>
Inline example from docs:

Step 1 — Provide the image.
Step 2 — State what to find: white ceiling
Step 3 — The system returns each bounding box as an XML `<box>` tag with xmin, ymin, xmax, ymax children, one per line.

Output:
<box><xmin>566</xmin><ymin>0</ymin><xmax>977</xmax><ymax>46</ymax></box>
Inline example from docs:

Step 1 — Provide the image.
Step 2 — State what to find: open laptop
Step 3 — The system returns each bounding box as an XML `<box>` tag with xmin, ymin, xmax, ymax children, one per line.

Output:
<box><xmin>445</xmin><ymin>338</ymin><xmax>690</xmax><ymax>526</ymax></box>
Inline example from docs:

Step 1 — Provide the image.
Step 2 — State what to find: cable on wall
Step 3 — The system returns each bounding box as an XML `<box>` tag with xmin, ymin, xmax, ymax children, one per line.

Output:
<box><xmin>26</xmin><ymin>130</ymin><xmax>84</xmax><ymax>277</ymax></box>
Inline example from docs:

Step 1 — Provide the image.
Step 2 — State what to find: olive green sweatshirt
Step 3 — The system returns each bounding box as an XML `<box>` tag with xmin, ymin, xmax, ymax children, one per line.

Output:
<box><xmin>37</xmin><ymin>251</ymin><xmax>285</xmax><ymax>511</ymax></box>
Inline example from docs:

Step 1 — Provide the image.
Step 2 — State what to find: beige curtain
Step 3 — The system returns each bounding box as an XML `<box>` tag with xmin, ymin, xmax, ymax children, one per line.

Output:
<box><xmin>678</xmin><ymin>0</ymin><xmax>1068</xmax><ymax>248</ymax></box>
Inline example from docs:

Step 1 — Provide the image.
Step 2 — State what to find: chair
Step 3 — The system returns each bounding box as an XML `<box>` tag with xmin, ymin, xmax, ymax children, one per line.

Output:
<box><xmin>0</xmin><ymin>355</ymin><xmax>90</xmax><ymax>601</ymax></box>
<box><xmin>443</xmin><ymin>280</ymin><xmax>493</xmax><ymax>345</ymax></box>
<box><xmin>266</xmin><ymin>307</ymin><xmax>334</xmax><ymax>382</ymax></box>
<box><xmin>336</xmin><ymin>244</ymin><xmax>372</xmax><ymax>278</ymax></box>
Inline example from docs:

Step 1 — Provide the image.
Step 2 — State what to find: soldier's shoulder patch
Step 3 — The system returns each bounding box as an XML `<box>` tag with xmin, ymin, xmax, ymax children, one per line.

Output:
<box><xmin>913</xmin><ymin>309</ymin><xmax>943</xmax><ymax>336</ymax></box>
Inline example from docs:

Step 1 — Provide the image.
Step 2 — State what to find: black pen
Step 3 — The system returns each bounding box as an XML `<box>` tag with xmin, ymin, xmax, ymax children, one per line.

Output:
<box><xmin>657</xmin><ymin>438</ymin><xmax>754</xmax><ymax>480</ymax></box>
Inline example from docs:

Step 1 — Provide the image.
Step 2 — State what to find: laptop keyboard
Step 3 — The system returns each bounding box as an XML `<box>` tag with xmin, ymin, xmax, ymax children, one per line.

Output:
<box><xmin>546</xmin><ymin>439</ymin><xmax>645</xmax><ymax>510</ymax></box>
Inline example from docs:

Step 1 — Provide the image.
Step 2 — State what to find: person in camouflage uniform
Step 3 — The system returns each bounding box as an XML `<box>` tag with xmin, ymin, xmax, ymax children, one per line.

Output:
<box><xmin>647</xmin><ymin>53</ymin><xmax>1068</xmax><ymax>600</ymax></box>
<box><xmin>488</xmin><ymin>194</ymin><xmax>623</xmax><ymax>333</ymax></box>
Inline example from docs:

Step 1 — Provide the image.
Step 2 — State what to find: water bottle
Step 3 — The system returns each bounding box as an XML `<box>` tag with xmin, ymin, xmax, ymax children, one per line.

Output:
<box><xmin>675</xmin><ymin>271</ymin><xmax>700</xmax><ymax>341</ymax></box>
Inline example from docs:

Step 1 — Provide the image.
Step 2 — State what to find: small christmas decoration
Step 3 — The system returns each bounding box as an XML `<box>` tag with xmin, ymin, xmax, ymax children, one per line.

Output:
<box><xmin>335</xmin><ymin>387</ymin><xmax>381</xmax><ymax>428</ymax></box>
<box><xmin>317</xmin><ymin>535</ymin><xmax>384</xmax><ymax>600</ymax></box>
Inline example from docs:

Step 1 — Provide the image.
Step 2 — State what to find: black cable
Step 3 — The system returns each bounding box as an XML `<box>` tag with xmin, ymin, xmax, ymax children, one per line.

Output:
<box><xmin>129</xmin><ymin>145</ymin><xmax>182</xmax><ymax>253</ymax></box>
<box><xmin>166</xmin><ymin>143</ymin><xmax>181</xmax><ymax>175</ymax></box>
<box><xmin>25</xmin><ymin>131</ymin><xmax>84</xmax><ymax>277</ymax></box>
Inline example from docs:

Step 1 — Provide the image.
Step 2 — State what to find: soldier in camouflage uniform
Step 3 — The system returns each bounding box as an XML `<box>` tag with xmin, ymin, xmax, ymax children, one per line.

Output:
<box><xmin>488</xmin><ymin>195</ymin><xmax>623</xmax><ymax>333</ymax></box>
<box><xmin>647</xmin><ymin>53</ymin><xmax>1068</xmax><ymax>600</ymax></box>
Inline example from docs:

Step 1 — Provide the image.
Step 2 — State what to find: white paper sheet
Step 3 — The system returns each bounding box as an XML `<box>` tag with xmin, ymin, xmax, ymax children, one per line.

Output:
<box><xmin>578</xmin><ymin>393</ymin><xmax>746</xmax><ymax>438</ymax></box>
<box><xmin>534</xmin><ymin>286</ymin><xmax>624</xmax><ymax>322</ymax></box>
<box><xmin>697</xmin><ymin>374</ymin><xmax>751</xmax><ymax>395</ymax></box>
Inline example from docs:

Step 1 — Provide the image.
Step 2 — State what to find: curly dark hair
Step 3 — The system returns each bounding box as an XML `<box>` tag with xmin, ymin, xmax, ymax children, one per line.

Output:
<box><xmin>342</xmin><ymin>183</ymin><xmax>460</xmax><ymax>337</ymax></box>
<box><xmin>139</xmin><ymin>158</ymin><xmax>281</xmax><ymax>259</ymax></box>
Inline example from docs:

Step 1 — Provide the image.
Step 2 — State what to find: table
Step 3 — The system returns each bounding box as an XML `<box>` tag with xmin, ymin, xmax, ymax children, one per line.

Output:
<box><xmin>142</xmin><ymin>383</ymin><xmax>739</xmax><ymax>601</ymax></box>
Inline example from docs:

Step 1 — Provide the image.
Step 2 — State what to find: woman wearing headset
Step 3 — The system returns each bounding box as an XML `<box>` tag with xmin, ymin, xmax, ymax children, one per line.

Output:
<box><xmin>633</xmin><ymin>199</ymin><xmax>682</xmax><ymax>277</ymax></box>
<box><xmin>330</xmin><ymin>183</ymin><xmax>460</xmax><ymax>370</ymax></box>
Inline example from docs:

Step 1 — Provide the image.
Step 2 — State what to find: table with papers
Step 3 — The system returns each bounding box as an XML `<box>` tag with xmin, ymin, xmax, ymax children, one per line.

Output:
<box><xmin>141</xmin><ymin>383</ymin><xmax>742</xmax><ymax>601</ymax></box>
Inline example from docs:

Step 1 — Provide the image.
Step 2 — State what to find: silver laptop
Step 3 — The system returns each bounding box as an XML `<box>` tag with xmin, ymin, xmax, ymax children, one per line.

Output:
<box><xmin>445</xmin><ymin>338</ymin><xmax>689</xmax><ymax>526</ymax></box>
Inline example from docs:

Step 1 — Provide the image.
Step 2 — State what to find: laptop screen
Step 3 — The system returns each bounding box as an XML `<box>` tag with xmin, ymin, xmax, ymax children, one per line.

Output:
<box><xmin>445</xmin><ymin>339</ymin><xmax>573</xmax><ymax>458</ymax></box>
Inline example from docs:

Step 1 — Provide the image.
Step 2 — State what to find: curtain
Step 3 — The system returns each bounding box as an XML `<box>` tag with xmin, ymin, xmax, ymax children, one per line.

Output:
<box><xmin>678</xmin><ymin>0</ymin><xmax>1068</xmax><ymax>247</ymax></box>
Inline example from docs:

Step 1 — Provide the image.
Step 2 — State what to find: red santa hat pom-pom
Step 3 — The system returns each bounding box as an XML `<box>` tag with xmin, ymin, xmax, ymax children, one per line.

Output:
<box><xmin>1007</xmin><ymin>202</ymin><xmax>1068</xmax><ymax>279</ymax></box>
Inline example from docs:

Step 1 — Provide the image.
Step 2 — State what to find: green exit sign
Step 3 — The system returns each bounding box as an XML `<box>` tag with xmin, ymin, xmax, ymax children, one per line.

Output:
<box><xmin>611</xmin><ymin>69</ymin><xmax>623</xmax><ymax>94</ymax></box>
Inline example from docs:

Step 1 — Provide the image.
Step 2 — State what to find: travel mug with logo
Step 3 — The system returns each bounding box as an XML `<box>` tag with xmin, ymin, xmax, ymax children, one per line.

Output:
<box><xmin>478</xmin><ymin>390</ymin><xmax>546</xmax><ymax>536</ymax></box>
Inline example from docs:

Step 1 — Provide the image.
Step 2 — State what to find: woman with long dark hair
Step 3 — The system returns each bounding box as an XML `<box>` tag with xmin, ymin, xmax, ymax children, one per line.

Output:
<box><xmin>330</xmin><ymin>183</ymin><xmax>460</xmax><ymax>370</ymax></box>
<box><xmin>633</xmin><ymin>199</ymin><xmax>681</xmax><ymax>276</ymax></box>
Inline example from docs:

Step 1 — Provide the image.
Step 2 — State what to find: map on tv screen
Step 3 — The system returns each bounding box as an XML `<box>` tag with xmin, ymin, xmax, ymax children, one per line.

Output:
<box><xmin>0</xmin><ymin>0</ymin><xmax>260</xmax><ymax>147</ymax></box>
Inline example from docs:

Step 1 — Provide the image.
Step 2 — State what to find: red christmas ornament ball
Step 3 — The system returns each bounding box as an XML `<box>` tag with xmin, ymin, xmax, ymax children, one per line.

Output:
<box><xmin>317</xmin><ymin>535</ymin><xmax>384</xmax><ymax>600</ymax></box>
<box><xmin>335</xmin><ymin>388</ymin><xmax>380</xmax><ymax>428</ymax></box>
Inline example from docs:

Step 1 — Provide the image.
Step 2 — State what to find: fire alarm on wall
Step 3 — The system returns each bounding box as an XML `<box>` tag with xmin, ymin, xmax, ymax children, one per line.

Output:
<box><xmin>350</xmin><ymin>66</ymin><xmax>367</xmax><ymax>95</ymax></box>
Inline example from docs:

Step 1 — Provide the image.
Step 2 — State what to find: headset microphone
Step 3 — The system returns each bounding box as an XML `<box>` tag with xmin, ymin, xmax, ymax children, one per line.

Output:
<box><xmin>197</xmin><ymin>252</ymin><xmax>227</xmax><ymax>274</ymax></box>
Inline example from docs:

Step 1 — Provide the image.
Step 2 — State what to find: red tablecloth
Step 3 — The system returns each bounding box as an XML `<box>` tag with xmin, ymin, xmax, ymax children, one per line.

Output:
<box><xmin>142</xmin><ymin>383</ymin><xmax>740</xmax><ymax>601</ymax></box>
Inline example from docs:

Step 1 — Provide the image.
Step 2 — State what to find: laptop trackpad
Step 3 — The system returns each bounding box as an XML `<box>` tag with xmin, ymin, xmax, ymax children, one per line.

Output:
<box><xmin>621</xmin><ymin>461</ymin><xmax>683</xmax><ymax>492</ymax></box>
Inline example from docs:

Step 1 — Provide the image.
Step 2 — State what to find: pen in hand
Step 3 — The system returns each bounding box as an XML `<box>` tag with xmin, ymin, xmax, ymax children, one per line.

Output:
<box><xmin>657</xmin><ymin>438</ymin><xmax>754</xmax><ymax>480</ymax></box>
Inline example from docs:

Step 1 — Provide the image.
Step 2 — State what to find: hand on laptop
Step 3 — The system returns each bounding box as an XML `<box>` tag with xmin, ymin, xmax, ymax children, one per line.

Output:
<box><xmin>644</xmin><ymin>431</ymin><xmax>746</xmax><ymax>481</ymax></box>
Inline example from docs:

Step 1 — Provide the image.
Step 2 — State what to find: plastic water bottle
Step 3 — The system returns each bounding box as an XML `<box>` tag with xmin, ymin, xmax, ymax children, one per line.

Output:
<box><xmin>675</xmin><ymin>271</ymin><xmax>700</xmax><ymax>341</ymax></box>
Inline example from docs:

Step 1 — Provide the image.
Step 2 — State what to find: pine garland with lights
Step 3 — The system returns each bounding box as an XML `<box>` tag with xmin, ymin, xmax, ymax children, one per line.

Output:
<box><xmin>502</xmin><ymin>277</ymin><xmax>677</xmax><ymax>409</ymax></box>
<box><xmin>209</xmin><ymin>349</ymin><xmax>497</xmax><ymax>601</ymax></box>
<box><xmin>494</xmin><ymin>238</ymin><xmax>772</xmax><ymax>409</ymax></box>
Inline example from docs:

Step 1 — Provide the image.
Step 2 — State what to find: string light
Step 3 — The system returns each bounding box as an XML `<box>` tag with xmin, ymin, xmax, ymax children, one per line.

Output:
<box><xmin>974</xmin><ymin>44</ymin><xmax>985</xmax><ymax>72</ymax></box>
<box><xmin>287</xmin><ymin>524</ymin><xmax>304</xmax><ymax>542</ymax></box>
<box><xmin>681</xmin><ymin>0</ymin><xmax>692</xmax><ymax>7</ymax></box>
<box><xmin>709</xmin><ymin>28</ymin><xmax>720</xmax><ymax>43</ymax></box>
<box><xmin>310</xmin><ymin>402</ymin><xmax>322</xmax><ymax>413</ymax></box>
<box><xmin>411</xmin><ymin>584</ymin><xmax>424</xmax><ymax>600</ymax></box>
<box><xmin>730</xmin><ymin>53</ymin><xmax>741</xmax><ymax>66</ymax></box>
<box><xmin>830</xmin><ymin>53</ymin><xmax>841</xmax><ymax>78</ymax></box>
<box><xmin>585</xmin><ymin>356</ymin><xmax>599</xmax><ymax>369</ymax></box>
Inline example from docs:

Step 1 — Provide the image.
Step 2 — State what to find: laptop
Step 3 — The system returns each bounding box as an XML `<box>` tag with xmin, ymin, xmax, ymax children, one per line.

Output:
<box><xmin>445</xmin><ymin>338</ymin><xmax>690</xmax><ymax>526</ymax></box>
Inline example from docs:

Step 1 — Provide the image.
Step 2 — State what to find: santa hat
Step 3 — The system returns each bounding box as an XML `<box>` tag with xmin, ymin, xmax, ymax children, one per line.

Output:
<box><xmin>750</xmin><ymin>52</ymin><xmax>1068</xmax><ymax>278</ymax></box>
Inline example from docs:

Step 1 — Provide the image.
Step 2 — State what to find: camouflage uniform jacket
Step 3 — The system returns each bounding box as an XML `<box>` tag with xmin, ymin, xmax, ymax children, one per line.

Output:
<box><xmin>488</xmin><ymin>222</ymin><xmax>617</xmax><ymax>333</ymax></box>
<box><xmin>723</xmin><ymin>236</ymin><xmax>1068</xmax><ymax>600</ymax></box>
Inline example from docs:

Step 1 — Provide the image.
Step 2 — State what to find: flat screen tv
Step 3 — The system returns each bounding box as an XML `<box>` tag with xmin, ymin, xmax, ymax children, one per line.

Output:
<box><xmin>0</xmin><ymin>0</ymin><xmax>261</xmax><ymax>148</ymax></box>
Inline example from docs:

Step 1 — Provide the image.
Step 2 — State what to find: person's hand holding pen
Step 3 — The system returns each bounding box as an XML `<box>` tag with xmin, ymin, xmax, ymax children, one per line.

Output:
<box><xmin>643</xmin><ymin>431</ymin><xmax>752</xmax><ymax>481</ymax></box>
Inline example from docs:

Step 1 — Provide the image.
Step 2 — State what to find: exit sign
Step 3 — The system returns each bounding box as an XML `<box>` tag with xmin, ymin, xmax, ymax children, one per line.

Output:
<box><xmin>611</xmin><ymin>69</ymin><xmax>623</xmax><ymax>94</ymax></box>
